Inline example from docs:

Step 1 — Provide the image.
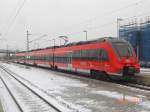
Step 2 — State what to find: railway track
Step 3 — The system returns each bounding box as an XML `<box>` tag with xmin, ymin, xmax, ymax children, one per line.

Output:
<box><xmin>26</xmin><ymin>63</ymin><xmax>150</xmax><ymax>92</ymax></box>
<box><xmin>0</xmin><ymin>64</ymin><xmax>82</xmax><ymax>112</ymax></box>
<box><xmin>1</xmin><ymin>62</ymin><xmax>150</xmax><ymax>112</ymax></box>
<box><xmin>54</xmin><ymin>67</ymin><xmax>150</xmax><ymax>91</ymax></box>
<box><xmin>0</xmin><ymin>65</ymin><xmax>63</xmax><ymax>112</ymax></box>
<box><xmin>122</xmin><ymin>82</ymin><xmax>150</xmax><ymax>91</ymax></box>
<box><xmin>11</xmin><ymin>62</ymin><xmax>150</xmax><ymax>92</ymax></box>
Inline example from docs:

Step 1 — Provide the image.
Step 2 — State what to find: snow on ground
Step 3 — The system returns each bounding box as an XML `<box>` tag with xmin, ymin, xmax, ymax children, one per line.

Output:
<box><xmin>0</xmin><ymin>75</ymin><xmax>20</xmax><ymax>112</ymax></box>
<box><xmin>1</xmin><ymin>62</ymin><xmax>150</xmax><ymax>112</ymax></box>
<box><xmin>140</xmin><ymin>68</ymin><xmax>150</xmax><ymax>75</ymax></box>
<box><xmin>141</xmin><ymin>68</ymin><xmax>150</xmax><ymax>72</ymax></box>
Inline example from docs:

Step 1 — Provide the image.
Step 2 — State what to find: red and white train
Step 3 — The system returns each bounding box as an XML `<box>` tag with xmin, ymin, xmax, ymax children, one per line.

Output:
<box><xmin>14</xmin><ymin>37</ymin><xmax>140</xmax><ymax>79</ymax></box>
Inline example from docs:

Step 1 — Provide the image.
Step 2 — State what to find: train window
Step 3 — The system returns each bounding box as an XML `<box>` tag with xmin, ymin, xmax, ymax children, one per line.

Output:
<box><xmin>37</xmin><ymin>56</ymin><xmax>39</xmax><ymax>60</ymax></box>
<box><xmin>82</xmin><ymin>50</ymin><xmax>87</xmax><ymax>59</ymax></box>
<box><xmin>100</xmin><ymin>49</ymin><xmax>109</xmax><ymax>61</ymax></box>
<box><xmin>87</xmin><ymin>49</ymin><xmax>99</xmax><ymax>60</ymax></box>
<box><xmin>72</xmin><ymin>49</ymin><xmax>100</xmax><ymax>61</ymax></box>
<box><xmin>45</xmin><ymin>55</ymin><xmax>49</xmax><ymax>61</ymax></box>
<box><xmin>36</xmin><ymin>56</ymin><xmax>38</xmax><ymax>60</ymax></box>
<box><xmin>112</xmin><ymin>42</ymin><xmax>133</xmax><ymax>58</ymax></box>
<box><xmin>30</xmin><ymin>56</ymin><xmax>32</xmax><ymax>60</ymax></box>
<box><xmin>35</xmin><ymin>56</ymin><xmax>38</xmax><ymax>60</ymax></box>
<box><xmin>78</xmin><ymin>51</ymin><xmax>81</xmax><ymax>59</ymax></box>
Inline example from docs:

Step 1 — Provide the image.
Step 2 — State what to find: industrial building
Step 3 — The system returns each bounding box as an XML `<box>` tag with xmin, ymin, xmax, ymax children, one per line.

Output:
<box><xmin>119</xmin><ymin>18</ymin><xmax>150</xmax><ymax>64</ymax></box>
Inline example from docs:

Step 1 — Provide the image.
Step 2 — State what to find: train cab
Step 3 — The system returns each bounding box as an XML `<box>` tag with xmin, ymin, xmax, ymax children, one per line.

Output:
<box><xmin>109</xmin><ymin>39</ymin><xmax>140</xmax><ymax>77</ymax></box>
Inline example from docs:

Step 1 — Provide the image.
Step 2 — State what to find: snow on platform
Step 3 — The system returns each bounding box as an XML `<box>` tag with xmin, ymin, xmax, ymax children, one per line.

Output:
<box><xmin>1</xmin><ymin>62</ymin><xmax>150</xmax><ymax>112</ymax></box>
<box><xmin>140</xmin><ymin>68</ymin><xmax>150</xmax><ymax>75</ymax></box>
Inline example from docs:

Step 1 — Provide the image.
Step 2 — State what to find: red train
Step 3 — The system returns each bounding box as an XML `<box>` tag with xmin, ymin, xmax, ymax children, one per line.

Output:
<box><xmin>14</xmin><ymin>37</ymin><xmax>140</xmax><ymax>79</ymax></box>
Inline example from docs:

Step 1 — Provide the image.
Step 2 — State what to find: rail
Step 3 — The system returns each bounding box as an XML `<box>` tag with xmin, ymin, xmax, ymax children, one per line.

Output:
<box><xmin>0</xmin><ymin>65</ymin><xmax>62</xmax><ymax>112</ymax></box>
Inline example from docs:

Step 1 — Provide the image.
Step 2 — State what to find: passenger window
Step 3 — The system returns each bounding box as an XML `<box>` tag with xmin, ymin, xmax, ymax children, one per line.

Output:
<box><xmin>101</xmin><ymin>49</ymin><xmax>109</xmax><ymax>61</ymax></box>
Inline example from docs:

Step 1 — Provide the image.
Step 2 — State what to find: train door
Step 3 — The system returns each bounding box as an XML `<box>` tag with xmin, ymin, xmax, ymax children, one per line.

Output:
<box><xmin>68</xmin><ymin>51</ymin><xmax>73</xmax><ymax>70</ymax></box>
<box><xmin>48</xmin><ymin>53</ymin><xmax>52</xmax><ymax>67</ymax></box>
<box><xmin>100</xmin><ymin>49</ymin><xmax>109</xmax><ymax>72</ymax></box>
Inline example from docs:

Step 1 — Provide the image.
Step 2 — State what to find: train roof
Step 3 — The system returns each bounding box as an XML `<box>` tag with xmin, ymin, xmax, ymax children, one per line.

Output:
<box><xmin>65</xmin><ymin>37</ymin><xmax>126</xmax><ymax>46</ymax></box>
<box><xmin>17</xmin><ymin>37</ymin><xmax>126</xmax><ymax>53</ymax></box>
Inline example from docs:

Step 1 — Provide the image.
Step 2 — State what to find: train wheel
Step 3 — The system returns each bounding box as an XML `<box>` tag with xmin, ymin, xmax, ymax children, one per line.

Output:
<box><xmin>50</xmin><ymin>65</ymin><xmax>53</xmax><ymax>69</ymax></box>
<box><xmin>90</xmin><ymin>70</ymin><xmax>96</xmax><ymax>78</ymax></box>
<box><xmin>33</xmin><ymin>63</ymin><xmax>37</xmax><ymax>66</ymax></box>
<box><xmin>90</xmin><ymin>70</ymin><xmax>110</xmax><ymax>80</ymax></box>
<box><xmin>103</xmin><ymin>73</ymin><xmax>111</xmax><ymax>81</ymax></box>
<box><xmin>54</xmin><ymin>66</ymin><xmax>58</xmax><ymax>70</ymax></box>
<box><xmin>90</xmin><ymin>70</ymin><xmax>101</xmax><ymax>79</ymax></box>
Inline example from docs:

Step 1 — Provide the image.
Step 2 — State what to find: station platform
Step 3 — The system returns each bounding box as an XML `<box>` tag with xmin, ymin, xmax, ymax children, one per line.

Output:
<box><xmin>135</xmin><ymin>68</ymin><xmax>150</xmax><ymax>85</ymax></box>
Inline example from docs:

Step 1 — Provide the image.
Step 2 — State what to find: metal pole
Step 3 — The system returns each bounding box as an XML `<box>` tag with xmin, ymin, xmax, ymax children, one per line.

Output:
<box><xmin>58</xmin><ymin>36</ymin><xmax>69</xmax><ymax>45</ymax></box>
<box><xmin>53</xmin><ymin>38</ymin><xmax>55</xmax><ymax>46</ymax></box>
<box><xmin>137</xmin><ymin>45</ymin><xmax>139</xmax><ymax>60</ymax></box>
<box><xmin>83</xmin><ymin>30</ymin><xmax>87</xmax><ymax>41</ymax></box>
<box><xmin>117</xmin><ymin>18</ymin><xmax>123</xmax><ymax>39</ymax></box>
<box><xmin>26</xmin><ymin>30</ymin><xmax>30</xmax><ymax>63</ymax></box>
<box><xmin>117</xmin><ymin>19</ymin><xmax>119</xmax><ymax>38</ymax></box>
<box><xmin>52</xmin><ymin>38</ymin><xmax>55</xmax><ymax>68</ymax></box>
<box><xmin>27</xmin><ymin>30</ymin><xmax>29</xmax><ymax>51</ymax></box>
<box><xmin>6</xmin><ymin>45</ymin><xmax>8</xmax><ymax>60</ymax></box>
<box><xmin>86</xmin><ymin>31</ymin><xmax>87</xmax><ymax>41</ymax></box>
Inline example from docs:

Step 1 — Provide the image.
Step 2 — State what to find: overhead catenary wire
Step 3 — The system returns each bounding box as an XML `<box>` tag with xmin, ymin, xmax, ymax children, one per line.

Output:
<box><xmin>1</xmin><ymin>0</ymin><xmax>22</xmax><ymax>32</ymax></box>
<box><xmin>3</xmin><ymin>0</ymin><xmax>149</xmax><ymax>38</ymax></box>
<box><xmin>30</xmin><ymin>12</ymin><xmax>150</xmax><ymax>49</ymax></box>
<box><xmin>29</xmin><ymin>34</ymin><xmax>48</xmax><ymax>43</ymax></box>
<box><xmin>4</xmin><ymin>0</ymin><xmax>27</xmax><ymax>37</ymax></box>
<box><xmin>86</xmin><ymin>11</ymin><xmax>150</xmax><ymax>31</ymax></box>
<box><xmin>122</xmin><ymin>11</ymin><xmax>150</xmax><ymax>21</ymax></box>
<box><xmin>0</xmin><ymin>0</ymin><xmax>27</xmax><ymax>51</ymax></box>
<box><xmin>64</xmin><ymin>11</ymin><xmax>150</xmax><ymax>38</ymax></box>
<box><xmin>2</xmin><ymin>0</ymin><xmax>150</xmax><ymax>51</ymax></box>
<box><xmin>61</xmin><ymin>0</ymin><xmax>149</xmax><ymax>37</ymax></box>
<box><xmin>65</xmin><ymin>21</ymin><xmax>116</xmax><ymax>36</ymax></box>
<box><xmin>65</xmin><ymin>0</ymin><xmax>148</xmax><ymax>29</ymax></box>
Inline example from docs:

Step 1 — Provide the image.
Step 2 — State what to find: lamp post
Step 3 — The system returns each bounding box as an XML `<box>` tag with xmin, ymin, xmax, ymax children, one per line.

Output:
<box><xmin>58</xmin><ymin>36</ymin><xmax>69</xmax><ymax>45</ymax></box>
<box><xmin>26</xmin><ymin>31</ymin><xmax>48</xmax><ymax>63</ymax></box>
<box><xmin>83</xmin><ymin>30</ymin><xmax>87</xmax><ymax>41</ymax></box>
<box><xmin>117</xmin><ymin>18</ymin><xmax>123</xmax><ymax>38</ymax></box>
<box><xmin>26</xmin><ymin>30</ymin><xmax>32</xmax><ymax>63</ymax></box>
<box><xmin>52</xmin><ymin>38</ymin><xmax>55</xmax><ymax>68</ymax></box>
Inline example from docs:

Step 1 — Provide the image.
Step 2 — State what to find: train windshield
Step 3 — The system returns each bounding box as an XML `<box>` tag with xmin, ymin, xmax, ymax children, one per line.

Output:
<box><xmin>112</xmin><ymin>42</ymin><xmax>133</xmax><ymax>58</ymax></box>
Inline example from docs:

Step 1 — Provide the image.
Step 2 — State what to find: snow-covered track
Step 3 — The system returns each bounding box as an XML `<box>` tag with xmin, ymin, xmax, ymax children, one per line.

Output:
<box><xmin>0</xmin><ymin>65</ymin><xmax>62</xmax><ymax>112</ymax></box>
<box><xmin>123</xmin><ymin>83</ymin><xmax>150</xmax><ymax>91</ymax></box>
<box><xmin>14</xmin><ymin>63</ymin><xmax>150</xmax><ymax>92</ymax></box>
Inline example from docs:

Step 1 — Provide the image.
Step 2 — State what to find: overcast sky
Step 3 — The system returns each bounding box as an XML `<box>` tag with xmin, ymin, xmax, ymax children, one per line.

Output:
<box><xmin>0</xmin><ymin>0</ymin><xmax>150</xmax><ymax>50</ymax></box>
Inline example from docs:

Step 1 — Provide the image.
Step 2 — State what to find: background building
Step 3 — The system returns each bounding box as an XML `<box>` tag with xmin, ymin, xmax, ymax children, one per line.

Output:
<box><xmin>119</xmin><ymin>18</ymin><xmax>150</xmax><ymax>63</ymax></box>
<box><xmin>0</xmin><ymin>49</ymin><xmax>15</xmax><ymax>60</ymax></box>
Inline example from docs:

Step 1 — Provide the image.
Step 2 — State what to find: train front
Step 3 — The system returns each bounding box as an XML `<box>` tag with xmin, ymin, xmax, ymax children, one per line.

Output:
<box><xmin>111</xmin><ymin>39</ymin><xmax>140</xmax><ymax>77</ymax></box>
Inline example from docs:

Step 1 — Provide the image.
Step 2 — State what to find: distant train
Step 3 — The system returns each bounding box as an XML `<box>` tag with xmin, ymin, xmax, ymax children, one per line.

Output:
<box><xmin>13</xmin><ymin>37</ymin><xmax>140</xmax><ymax>79</ymax></box>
